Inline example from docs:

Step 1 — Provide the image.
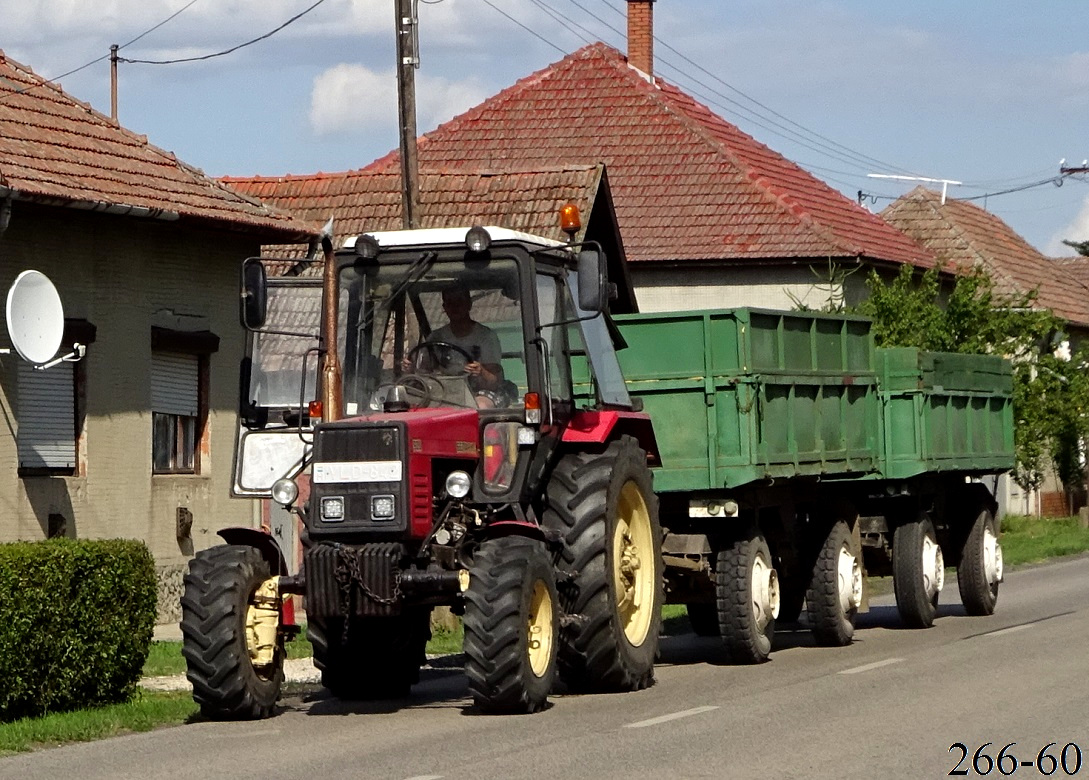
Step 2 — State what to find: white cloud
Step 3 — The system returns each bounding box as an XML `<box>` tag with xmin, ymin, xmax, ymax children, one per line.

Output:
<box><xmin>1046</xmin><ymin>193</ymin><xmax>1089</xmax><ymax>256</ymax></box>
<box><xmin>308</xmin><ymin>62</ymin><xmax>487</xmax><ymax>137</ymax></box>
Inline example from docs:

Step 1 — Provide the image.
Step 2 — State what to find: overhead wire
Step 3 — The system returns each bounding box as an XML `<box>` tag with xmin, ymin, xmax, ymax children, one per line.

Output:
<box><xmin>0</xmin><ymin>0</ymin><xmax>201</xmax><ymax>102</ymax></box>
<box><xmin>119</xmin><ymin>0</ymin><xmax>327</xmax><ymax>65</ymax></box>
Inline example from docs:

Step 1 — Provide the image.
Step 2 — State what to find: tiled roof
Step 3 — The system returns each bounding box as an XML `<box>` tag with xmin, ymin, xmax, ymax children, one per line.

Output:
<box><xmin>1054</xmin><ymin>256</ymin><xmax>1089</xmax><ymax>291</ymax></box>
<box><xmin>882</xmin><ymin>187</ymin><xmax>1089</xmax><ymax>326</ymax></box>
<box><xmin>224</xmin><ymin>164</ymin><xmax>607</xmax><ymax>252</ymax></box>
<box><xmin>358</xmin><ymin>43</ymin><xmax>932</xmax><ymax>267</ymax></box>
<box><xmin>0</xmin><ymin>51</ymin><xmax>313</xmax><ymax>241</ymax></box>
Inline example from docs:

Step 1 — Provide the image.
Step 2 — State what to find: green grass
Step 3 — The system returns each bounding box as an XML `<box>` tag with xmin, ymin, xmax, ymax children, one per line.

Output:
<box><xmin>0</xmin><ymin>691</ymin><xmax>197</xmax><ymax>756</ymax></box>
<box><xmin>999</xmin><ymin>514</ymin><xmax>1089</xmax><ymax>566</ymax></box>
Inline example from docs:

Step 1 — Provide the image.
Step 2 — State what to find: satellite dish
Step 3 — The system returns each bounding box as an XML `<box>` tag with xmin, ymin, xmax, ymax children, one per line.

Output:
<box><xmin>6</xmin><ymin>270</ymin><xmax>65</xmax><ymax>365</ymax></box>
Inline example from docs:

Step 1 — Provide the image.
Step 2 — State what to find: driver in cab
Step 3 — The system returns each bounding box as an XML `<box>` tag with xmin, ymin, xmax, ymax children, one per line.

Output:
<box><xmin>406</xmin><ymin>285</ymin><xmax>506</xmax><ymax>407</ymax></box>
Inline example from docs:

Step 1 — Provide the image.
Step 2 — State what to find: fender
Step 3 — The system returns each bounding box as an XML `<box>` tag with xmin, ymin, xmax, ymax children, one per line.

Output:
<box><xmin>484</xmin><ymin>520</ymin><xmax>558</xmax><ymax>547</ymax></box>
<box><xmin>217</xmin><ymin>527</ymin><xmax>289</xmax><ymax>576</ymax></box>
<box><xmin>560</xmin><ymin>409</ymin><xmax>661</xmax><ymax>465</ymax></box>
<box><xmin>216</xmin><ymin>527</ymin><xmax>297</xmax><ymax>626</ymax></box>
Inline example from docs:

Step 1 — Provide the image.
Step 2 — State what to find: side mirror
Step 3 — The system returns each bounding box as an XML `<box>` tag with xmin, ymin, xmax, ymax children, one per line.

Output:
<box><xmin>241</xmin><ymin>258</ymin><xmax>268</xmax><ymax>330</ymax></box>
<box><xmin>577</xmin><ymin>249</ymin><xmax>607</xmax><ymax>313</ymax></box>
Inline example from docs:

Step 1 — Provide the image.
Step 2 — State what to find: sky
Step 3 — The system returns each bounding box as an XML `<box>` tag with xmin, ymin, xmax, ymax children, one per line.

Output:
<box><xmin>3</xmin><ymin>0</ymin><xmax>1088</xmax><ymax>255</ymax></box>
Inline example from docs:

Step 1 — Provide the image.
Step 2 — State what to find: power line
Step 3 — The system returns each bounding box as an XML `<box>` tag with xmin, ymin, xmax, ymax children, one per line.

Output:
<box><xmin>0</xmin><ymin>0</ymin><xmax>201</xmax><ymax>103</ymax></box>
<box><xmin>119</xmin><ymin>0</ymin><xmax>327</xmax><ymax>65</ymax></box>
<box><xmin>477</xmin><ymin>0</ymin><xmax>568</xmax><ymax>56</ymax></box>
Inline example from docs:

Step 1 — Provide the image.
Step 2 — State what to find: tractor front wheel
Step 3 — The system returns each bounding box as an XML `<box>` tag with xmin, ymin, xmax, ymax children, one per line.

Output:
<box><xmin>181</xmin><ymin>545</ymin><xmax>284</xmax><ymax>720</ymax></box>
<box><xmin>463</xmin><ymin>536</ymin><xmax>559</xmax><ymax>713</ymax></box>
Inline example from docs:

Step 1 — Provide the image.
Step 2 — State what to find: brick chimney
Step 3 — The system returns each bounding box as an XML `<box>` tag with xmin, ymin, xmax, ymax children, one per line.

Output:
<box><xmin>626</xmin><ymin>0</ymin><xmax>655</xmax><ymax>76</ymax></box>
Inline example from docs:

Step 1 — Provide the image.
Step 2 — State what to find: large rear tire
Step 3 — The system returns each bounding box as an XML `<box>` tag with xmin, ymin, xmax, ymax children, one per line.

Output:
<box><xmin>806</xmin><ymin>520</ymin><xmax>861</xmax><ymax>646</ymax></box>
<box><xmin>463</xmin><ymin>536</ymin><xmax>559</xmax><ymax>713</ymax></box>
<box><xmin>893</xmin><ymin>514</ymin><xmax>943</xmax><ymax>628</ymax></box>
<box><xmin>958</xmin><ymin>507</ymin><xmax>1002</xmax><ymax>616</ymax></box>
<box><xmin>181</xmin><ymin>545</ymin><xmax>284</xmax><ymax>720</ymax></box>
<box><xmin>544</xmin><ymin>436</ymin><xmax>662</xmax><ymax>692</ymax></box>
<box><xmin>308</xmin><ymin>610</ymin><xmax>431</xmax><ymax>700</ymax></box>
<box><xmin>716</xmin><ymin>529</ymin><xmax>779</xmax><ymax>664</ymax></box>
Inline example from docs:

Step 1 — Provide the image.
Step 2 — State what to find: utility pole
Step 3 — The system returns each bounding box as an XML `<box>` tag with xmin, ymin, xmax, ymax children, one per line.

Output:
<box><xmin>395</xmin><ymin>0</ymin><xmax>420</xmax><ymax>229</ymax></box>
<box><xmin>110</xmin><ymin>44</ymin><xmax>119</xmax><ymax>121</ymax></box>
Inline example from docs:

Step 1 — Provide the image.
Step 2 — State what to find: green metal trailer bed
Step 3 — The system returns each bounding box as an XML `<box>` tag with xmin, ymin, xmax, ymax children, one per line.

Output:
<box><xmin>612</xmin><ymin>307</ymin><xmax>1014</xmax><ymax>491</ymax></box>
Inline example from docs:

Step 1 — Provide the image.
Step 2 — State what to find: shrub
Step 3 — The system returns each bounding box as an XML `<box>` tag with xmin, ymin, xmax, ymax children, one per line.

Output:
<box><xmin>0</xmin><ymin>539</ymin><xmax>157</xmax><ymax>722</ymax></box>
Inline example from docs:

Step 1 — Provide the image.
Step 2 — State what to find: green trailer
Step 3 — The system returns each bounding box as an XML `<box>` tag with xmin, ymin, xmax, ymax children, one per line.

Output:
<box><xmin>612</xmin><ymin>307</ymin><xmax>1012</xmax><ymax>662</ymax></box>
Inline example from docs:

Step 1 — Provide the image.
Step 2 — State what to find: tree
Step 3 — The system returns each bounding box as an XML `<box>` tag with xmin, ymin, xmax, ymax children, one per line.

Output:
<box><xmin>1062</xmin><ymin>239</ymin><xmax>1089</xmax><ymax>257</ymax></box>
<box><xmin>854</xmin><ymin>263</ymin><xmax>1088</xmax><ymax>497</ymax></box>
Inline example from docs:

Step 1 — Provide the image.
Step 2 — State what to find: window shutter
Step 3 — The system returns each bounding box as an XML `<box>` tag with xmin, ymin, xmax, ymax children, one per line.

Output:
<box><xmin>151</xmin><ymin>352</ymin><xmax>199</xmax><ymax>417</ymax></box>
<box><xmin>18</xmin><ymin>361</ymin><xmax>76</xmax><ymax>469</ymax></box>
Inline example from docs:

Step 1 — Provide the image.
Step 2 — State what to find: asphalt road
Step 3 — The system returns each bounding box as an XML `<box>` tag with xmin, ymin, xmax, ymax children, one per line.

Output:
<box><xmin>4</xmin><ymin>556</ymin><xmax>1087</xmax><ymax>780</ymax></box>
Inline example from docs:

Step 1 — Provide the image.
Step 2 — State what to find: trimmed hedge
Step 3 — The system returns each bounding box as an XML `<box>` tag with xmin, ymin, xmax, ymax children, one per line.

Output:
<box><xmin>0</xmin><ymin>539</ymin><xmax>157</xmax><ymax>722</ymax></box>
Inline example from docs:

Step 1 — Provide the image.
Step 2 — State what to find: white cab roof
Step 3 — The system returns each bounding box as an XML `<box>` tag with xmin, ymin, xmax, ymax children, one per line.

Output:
<box><xmin>341</xmin><ymin>226</ymin><xmax>564</xmax><ymax>251</ymax></box>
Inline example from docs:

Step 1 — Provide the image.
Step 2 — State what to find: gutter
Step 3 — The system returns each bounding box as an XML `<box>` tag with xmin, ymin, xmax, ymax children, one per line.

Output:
<box><xmin>0</xmin><ymin>184</ymin><xmax>180</xmax><ymax>223</ymax></box>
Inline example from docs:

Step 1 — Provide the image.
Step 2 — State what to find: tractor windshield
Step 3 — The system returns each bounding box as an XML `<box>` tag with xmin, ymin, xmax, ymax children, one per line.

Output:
<box><xmin>338</xmin><ymin>257</ymin><xmax>526</xmax><ymax>414</ymax></box>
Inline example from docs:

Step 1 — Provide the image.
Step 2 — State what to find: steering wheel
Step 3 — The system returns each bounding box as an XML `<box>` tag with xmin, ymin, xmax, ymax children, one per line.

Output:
<box><xmin>398</xmin><ymin>374</ymin><xmax>435</xmax><ymax>407</ymax></box>
<box><xmin>406</xmin><ymin>340</ymin><xmax>474</xmax><ymax>372</ymax></box>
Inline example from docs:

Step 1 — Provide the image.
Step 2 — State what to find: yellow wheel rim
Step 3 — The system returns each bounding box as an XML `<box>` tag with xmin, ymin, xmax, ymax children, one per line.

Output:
<box><xmin>613</xmin><ymin>480</ymin><xmax>656</xmax><ymax>646</ymax></box>
<box><xmin>527</xmin><ymin>579</ymin><xmax>555</xmax><ymax>677</ymax></box>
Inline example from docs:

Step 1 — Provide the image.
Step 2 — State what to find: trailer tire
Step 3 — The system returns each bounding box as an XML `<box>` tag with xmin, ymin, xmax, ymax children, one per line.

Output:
<box><xmin>806</xmin><ymin>521</ymin><xmax>860</xmax><ymax>646</ymax></box>
<box><xmin>893</xmin><ymin>514</ymin><xmax>943</xmax><ymax>628</ymax></box>
<box><xmin>544</xmin><ymin>436</ymin><xmax>662</xmax><ymax>692</ymax></box>
<box><xmin>686</xmin><ymin>603</ymin><xmax>720</xmax><ymax>637</ymax></box>
<box><xmin>957</xmin><ymin>507</ymin><xmax>1002</xmax><ymax>616</ymax></box>
<box><xmin>716</xmin><ymin>530</ymin><xmax>779</xmax><ymax>664</ymax></box>
<box><xmin>308</xmin><ymin>610</ymin><xmax>430</xmax><ymax>700</ymax></box>
<box><xmin>463</xmin><ymin>536</ymin><xmax>558</xmax><ymax>713</ymax></box>
<box><xmin>181</xmin><ymin>545</ymin><xmax>284</xmax><ymax>720</ymax></box>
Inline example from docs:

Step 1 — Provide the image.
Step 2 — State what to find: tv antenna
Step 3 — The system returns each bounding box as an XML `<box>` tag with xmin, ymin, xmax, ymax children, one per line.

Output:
<box><xmin>867</xmin><ymin>174</ymin><xmax>962</xmax><ymax>205</ymax></box>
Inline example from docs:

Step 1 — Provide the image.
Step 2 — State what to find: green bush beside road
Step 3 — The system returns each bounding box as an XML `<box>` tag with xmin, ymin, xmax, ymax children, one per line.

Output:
<box><xmin>0</xmin><ymin>539</ymin><xmax>157</xmax><ymax>722</ymax></box>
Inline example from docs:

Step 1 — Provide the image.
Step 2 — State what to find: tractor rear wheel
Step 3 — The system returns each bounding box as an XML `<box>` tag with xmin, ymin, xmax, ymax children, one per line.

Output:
<box><xmin>544</xmin><ymin>436</ymin><xmax>663</xmax><ymax>692</ymax></box>
<box><xmin>716</xmin><ymin>529</ymin><xmax>779</xmax><ymax>664</ymax></box>
<box><xmin>806</xmin><ymin>520</ymin><xmax>861</xmax><ymax>646</ymax></box>
<box><xmin>893</xmin><ymin>514</ymin><xmax>944</xmax><ymax>628</ymax></box>
<box><xmin>181</xmin><ymin>545</ymin><xmax>284</xmax><ymax>720</ymax></box>
<box><xmin>463</xmin><ymin>536</ymin><xmax>559</xmax><ymax>713</ymax></box>
<box><xmin>308</xmin><ymin>610</ymin><xmax>431</xmax><ymax>700</ymax></box>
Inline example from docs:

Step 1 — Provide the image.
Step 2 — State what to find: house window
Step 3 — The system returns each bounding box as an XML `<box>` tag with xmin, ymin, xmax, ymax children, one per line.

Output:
<box><xmin>17</xmin><ymin>360</ymin><xmax>77</xmax><ymax>475</ymax></box>
<box><xmin>151</xmin><ymin>351</ymin><xmax>202</xmax><ymax>474</ymax></box>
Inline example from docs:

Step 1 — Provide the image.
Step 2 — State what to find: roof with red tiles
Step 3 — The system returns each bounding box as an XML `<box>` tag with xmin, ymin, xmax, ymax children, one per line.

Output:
<box><xmin>0</xmin><ymin>51</ymin><xmax>312</xmax><ymax>241</ymax></box>
<box><xmin>354</xmin><ymin>43</ymin><xmax>932</xmax><ymax>268</ymax></box>
<box><xmin>882</xmin><ymin>187</ymin><xmax>1089</xmax><ymax>326</ymax></box>
<box><xmin>224</xmin><ymin>164</ymin><xmax>606</xmax><ymax>247</ymax></box>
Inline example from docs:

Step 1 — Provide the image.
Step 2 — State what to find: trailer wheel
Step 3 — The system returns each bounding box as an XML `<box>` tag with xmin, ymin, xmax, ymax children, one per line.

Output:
<box><xmin>806</xmin><ymin>521</ymin><xmax>861</xmax><ymax>646</ymax></box>
<box><xmin>544</xmin><ymin>436</ymin><xmax>663</xmax><ymax>692</ymax></box>
<box><xmin>686</xmin><ymin>603</ymin><xmax>720</xmax><ymax>636</ymax></box>
<box><xmin>463</xmin><ymin>536</ymin><xmax>558</xmax><ymax>713</ymax></box>
<box><xmin>957</xmin><ymin>507</ymin><xmax>1002</xmax><ymax>616</ymax></box>
<box><xmin>716</xmin><ymin>530</ymin><xmax>779</xmax><ymax>663</ymax></box>
<box><xmin>180</xmin><ymin>545</ymin><xmax>284</xmax><ymax>720</ymax></box>
<box><xmin>308</xmin><ymin>610</ymin><xmax>430</xmax><ymax>700</ymax></box>
<box><xmin>893</xmin><ymin>514</ymin><xmax>944</xmax><ymax>628</ymax></box>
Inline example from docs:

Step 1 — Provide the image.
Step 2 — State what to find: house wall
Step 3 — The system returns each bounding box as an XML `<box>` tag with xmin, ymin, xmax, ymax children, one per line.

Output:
<box><xmin>0</xmin><ymin>203</ymin><xmax>262</xmax><ymax>622</ymax></box>
<box><xmin>630</xmin><ymin>262</ymin><xmax>873</xmax><ymax>313</ymax></box>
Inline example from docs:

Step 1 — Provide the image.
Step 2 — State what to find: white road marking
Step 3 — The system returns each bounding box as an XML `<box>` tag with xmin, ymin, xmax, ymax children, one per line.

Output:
<box><xmin>624</xmin><ymin>705</ymin><xmax>719</xmax><ymax>729</ymax></box>
<box><xmin>402</xmin><ymin>775</ymin><xmax>443</xmax><ymax>780</ymax></box>
<box><xmin>838</xmin><ymin>657</ymin><xmax>904</xmax><ymax>675</ymax></box>
<box><xmin>983</xmin><ymin>624</ymin><xmax>1031</xmax><ymax>637</ymax></box>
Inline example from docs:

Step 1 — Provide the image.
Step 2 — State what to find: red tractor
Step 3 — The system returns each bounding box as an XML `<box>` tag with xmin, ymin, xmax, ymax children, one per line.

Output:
<box><xmin>180</xmin><ymin>219</ymin><xmax>662</xmax><ymax>716</ymax></box>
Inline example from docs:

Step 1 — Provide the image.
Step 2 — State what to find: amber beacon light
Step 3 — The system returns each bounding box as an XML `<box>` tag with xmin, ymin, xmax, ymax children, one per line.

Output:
<box><xmin>559</xmin><ymin>203</ymin><xmax>581</xmax><ymax>238</ymax></box>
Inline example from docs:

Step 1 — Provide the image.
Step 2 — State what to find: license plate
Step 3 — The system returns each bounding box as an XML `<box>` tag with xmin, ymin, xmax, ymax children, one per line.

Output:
<box><xmin>312</xmin><ymin>460</ymin><xmax>403</xmax><ymax>483</ymax></box>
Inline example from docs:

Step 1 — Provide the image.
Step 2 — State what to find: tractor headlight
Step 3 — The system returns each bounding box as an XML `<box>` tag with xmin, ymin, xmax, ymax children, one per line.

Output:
<box><xmin>445</xmin><ymin>470</ymin><xmax>471</xmax><ymax>499</ymax></box>
<box><xmin>370</xmin><ymin>494</ymin><xmax>395</xmax><ymax>521</ymax></box>
<box><xmin>271</xmin><ymin>478</ymin><xmax>299</xmax><ymax>507</ymax></box>
<box><xmin>321</xmin><ymin>496</ymin><xmax>345</xmax><ymax>522</ymax></box>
